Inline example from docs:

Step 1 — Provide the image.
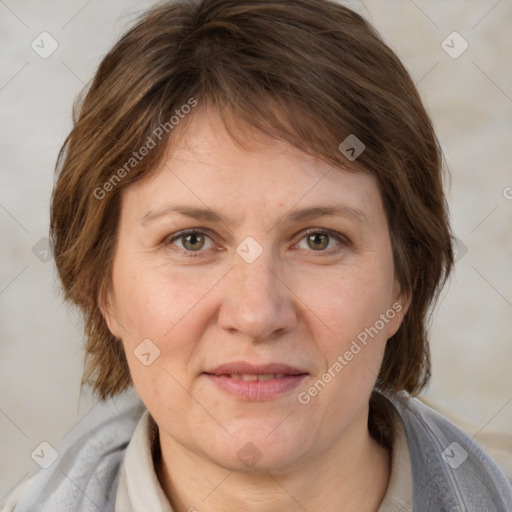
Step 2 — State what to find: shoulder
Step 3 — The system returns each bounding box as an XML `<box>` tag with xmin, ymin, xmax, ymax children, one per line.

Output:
<box><xmin>0</xmin><ymin>476</ymin><xmax>36</xmax><ymax>512</ymax></box>
<box><xmin>0</xmin><ymin>401</ymin><xmax>146</xmax><ymax>512</ymax></box>
<box><xmin>417</xmin><ymin>395</ymin><xmax>512</xmax><ymax>484</ymax></box>
<box><xmin>387</xmin><ymin>391</ymin><xmax>512</xmax><ymax>511</ymax></box>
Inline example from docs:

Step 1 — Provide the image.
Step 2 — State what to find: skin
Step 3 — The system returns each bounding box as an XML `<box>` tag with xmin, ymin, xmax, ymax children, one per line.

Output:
<box><xmin>102</xmin><ymin>107</ymin><xmax>409</xmax><ymax>512</ymax></box>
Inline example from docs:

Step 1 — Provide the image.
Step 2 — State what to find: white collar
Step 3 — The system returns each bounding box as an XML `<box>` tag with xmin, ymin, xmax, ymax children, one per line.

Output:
<box><xmin>115</xmin><ymin>410</ymin><xmax>174</xmax><ymax>512</ymax></box>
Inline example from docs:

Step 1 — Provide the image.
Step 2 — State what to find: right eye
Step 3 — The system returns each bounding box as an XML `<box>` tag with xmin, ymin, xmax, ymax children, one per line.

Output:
<box><xmin>165</xmin><ymin>230</ymin><xmax>215</xmax><ymax>256</ymax></box>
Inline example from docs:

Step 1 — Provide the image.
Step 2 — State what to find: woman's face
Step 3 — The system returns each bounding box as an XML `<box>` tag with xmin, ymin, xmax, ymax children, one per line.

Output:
<box><xmin>103</xmin><ymin>108</ymin><xmax>406</xmax><ymax>473</ymax></box>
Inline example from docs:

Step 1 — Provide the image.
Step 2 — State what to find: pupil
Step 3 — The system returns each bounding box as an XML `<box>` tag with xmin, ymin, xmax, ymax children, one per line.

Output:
<box><xmin>185</xmin><ymin>233</ymin><xmax>203</xmax><ymax>250</ymax></box>
<box><xmin>309</xmin><ymin>233</ymin><xmax>328</xmax><ymax>250</ymax></box>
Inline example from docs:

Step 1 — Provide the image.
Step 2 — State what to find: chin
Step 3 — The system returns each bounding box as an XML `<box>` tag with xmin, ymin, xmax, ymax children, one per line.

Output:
<box><xmin>212</xmin><ymin>445</ymin><xmax>309</xmax><ymax>475</ymax></box>
<box><xmin>204</xmin><ymin>421</ymin><xmax>313</xmax><ymax>474</ymax></box>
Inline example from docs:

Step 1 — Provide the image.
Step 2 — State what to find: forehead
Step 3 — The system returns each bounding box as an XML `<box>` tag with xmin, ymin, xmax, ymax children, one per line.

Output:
<box><xmin>121</xmin><ymin>108</ymin><xmax>384</xmax><ymax>227</ymax></box>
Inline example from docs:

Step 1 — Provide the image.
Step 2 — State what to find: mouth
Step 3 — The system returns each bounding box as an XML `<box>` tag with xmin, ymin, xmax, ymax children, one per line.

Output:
<box><xmin>223</xmin><ymin>373</ymin><xmax>291</xmax><ymax>381</ymax></box>
<box><xmin>203</xmin><ymin>362</ymin><xmax>309</xmax><ymax>401</ymax></box>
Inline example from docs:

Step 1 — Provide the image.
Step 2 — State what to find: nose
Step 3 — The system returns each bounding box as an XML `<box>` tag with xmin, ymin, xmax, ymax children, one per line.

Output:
<box><xmin>218</xmin><ymin>253</ymin><xmax>298</xmax><ymax>342</ymax></box>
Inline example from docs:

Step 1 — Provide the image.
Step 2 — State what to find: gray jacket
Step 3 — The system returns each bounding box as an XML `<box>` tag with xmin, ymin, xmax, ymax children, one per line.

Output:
<box><xmin>5</xmin><ymin>393</ymin><xmax>512</xmax><ymax>511</ymax></box>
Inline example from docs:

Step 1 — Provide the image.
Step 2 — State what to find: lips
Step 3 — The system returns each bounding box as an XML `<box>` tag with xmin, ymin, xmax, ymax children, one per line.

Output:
<box><xmin>229</xmin><ymin>373</ymin><xmax>285</xmax><ymax>381</ymax></box>
<box><xmin>205</xmin><ymin>362</ymin><xmax>308</xmax><ymax>376</ymax></box>
<box><xmin>203</xmin><ymin>362</ymin><xmax>309</xmax><ymax>401</ymax></box>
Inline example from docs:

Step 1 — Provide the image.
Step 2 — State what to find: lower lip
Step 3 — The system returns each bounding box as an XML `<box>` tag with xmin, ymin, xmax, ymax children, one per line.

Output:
<box><xmin>204</xmin><ymin>374</ymin><xmax>308</xmax><ymax>401</ymax></box>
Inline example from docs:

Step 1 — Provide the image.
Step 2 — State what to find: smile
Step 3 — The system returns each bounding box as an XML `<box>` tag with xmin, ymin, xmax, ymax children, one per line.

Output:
<box><xmin>203</xmin><ymin>371</ymin><xmax>308</xmax><ymax>400</ymax></box>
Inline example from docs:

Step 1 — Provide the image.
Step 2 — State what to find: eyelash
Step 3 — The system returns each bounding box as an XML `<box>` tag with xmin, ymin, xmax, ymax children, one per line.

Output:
<box><xmin>164</xmin><ymin>228</ymin><xmax>348</xmax><ymax>258</ymax></box>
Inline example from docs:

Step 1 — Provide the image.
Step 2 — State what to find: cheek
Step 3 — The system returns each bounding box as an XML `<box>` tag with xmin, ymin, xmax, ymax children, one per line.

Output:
<box><xmin>112</xmin><ymin>255</ymin><xmax>219</xmax><ymax>342</ymax></box>
<box><xmin>290</xmin><ymin>260</ymin><xmax>396</xmax><ymax>408</ymax></box>
<box><xmin>111</xmin><ymin>258</ymin><xmax>225</xmax><ymax>405</ymax></box>
<box><xmin>294</xmin><ymin>263</ymin><xmax>396</xmax><ymax>346</ymax></box>
<box><xmin>294</xmin><ymin>271</ymin><xmax>392</xmax><ymax>422</ymax></box>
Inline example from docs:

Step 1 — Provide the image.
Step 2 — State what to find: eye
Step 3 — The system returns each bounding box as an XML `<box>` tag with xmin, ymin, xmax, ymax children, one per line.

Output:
<box><xmin>166</xmin><ymin>230</ymin><xmax>214</xmax><ymax>253</ymax></box>
<box><xmin>296</xmin><ymin>229</ymin><xmax>346</xmax><ymax>252</ymax></box>
<box><xmin>164</xmin><ymin>228</ymin><xmax>347</xmax><ymax>257</ymax></box>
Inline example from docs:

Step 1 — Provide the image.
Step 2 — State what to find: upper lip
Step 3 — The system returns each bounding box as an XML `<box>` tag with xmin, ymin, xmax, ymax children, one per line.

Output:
<box><xmin>204</xmin><ymin>362</ymin><xmax>308</xmax><ymax>376</ymax></box>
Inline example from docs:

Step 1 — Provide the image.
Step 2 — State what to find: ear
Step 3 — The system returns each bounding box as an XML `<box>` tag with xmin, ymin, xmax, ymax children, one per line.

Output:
<box><xmin>98</xmin><ymin>282</ymin><xmax>122</xmax><ymax>339</ymax></box>
<box><xmin>386</xmin><ymin>280</ymin><xmax>411</xmax><ymax>339</ymax></box>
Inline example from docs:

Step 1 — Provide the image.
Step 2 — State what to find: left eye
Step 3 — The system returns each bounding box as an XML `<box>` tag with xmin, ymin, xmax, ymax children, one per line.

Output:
<box><xmin>296</xmin><ymin>229</ymin><xmax>343</xmax><ymax>252</ymax></box>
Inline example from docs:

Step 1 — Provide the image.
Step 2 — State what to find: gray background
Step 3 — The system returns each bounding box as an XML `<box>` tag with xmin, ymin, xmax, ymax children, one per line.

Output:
<box><xmin>1</xmin><ymin>0</ymin><xmax>511</xmax><ymax>498</ymax></box>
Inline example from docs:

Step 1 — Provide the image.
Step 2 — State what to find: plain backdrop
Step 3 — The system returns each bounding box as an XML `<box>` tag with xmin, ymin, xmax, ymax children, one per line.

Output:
<box><xmin>1</xmin><ymin>0</ymin><xmax>511</xmax><ymax>499</ymax></box>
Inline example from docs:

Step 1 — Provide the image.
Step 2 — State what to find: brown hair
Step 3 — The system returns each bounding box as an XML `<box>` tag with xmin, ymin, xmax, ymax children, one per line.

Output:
<box><xmin>51</xmin><ymin>0</ymin><xmax>453</xmax><ymax>446</ymax></box>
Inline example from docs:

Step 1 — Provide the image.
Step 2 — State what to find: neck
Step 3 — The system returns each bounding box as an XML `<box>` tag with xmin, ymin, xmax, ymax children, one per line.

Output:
<box><xmin>155</xmin><ymin>408</ymin><xmax>391</xmax><ymax>512</ymax></box>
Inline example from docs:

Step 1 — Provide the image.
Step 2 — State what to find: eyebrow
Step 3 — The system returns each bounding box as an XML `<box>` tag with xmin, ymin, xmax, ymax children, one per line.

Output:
<box><xmin>138</xmin><ymin>204</ymin><xmax>368</xmax><ymax>228</ymax></box>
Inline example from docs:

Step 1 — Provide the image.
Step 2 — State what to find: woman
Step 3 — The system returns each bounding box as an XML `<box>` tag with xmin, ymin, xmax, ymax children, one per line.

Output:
<box><xmin>3</xmin><ymin>0</ymin><xmax>511</xmax><ymax>510</ymax></box>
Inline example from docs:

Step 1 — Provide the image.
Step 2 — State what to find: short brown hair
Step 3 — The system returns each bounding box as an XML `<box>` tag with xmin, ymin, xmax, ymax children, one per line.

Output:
<box><xmin>51</xmin><ymin>0</ymin><xmax>453</xmax><ymax>442</ymax></box>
